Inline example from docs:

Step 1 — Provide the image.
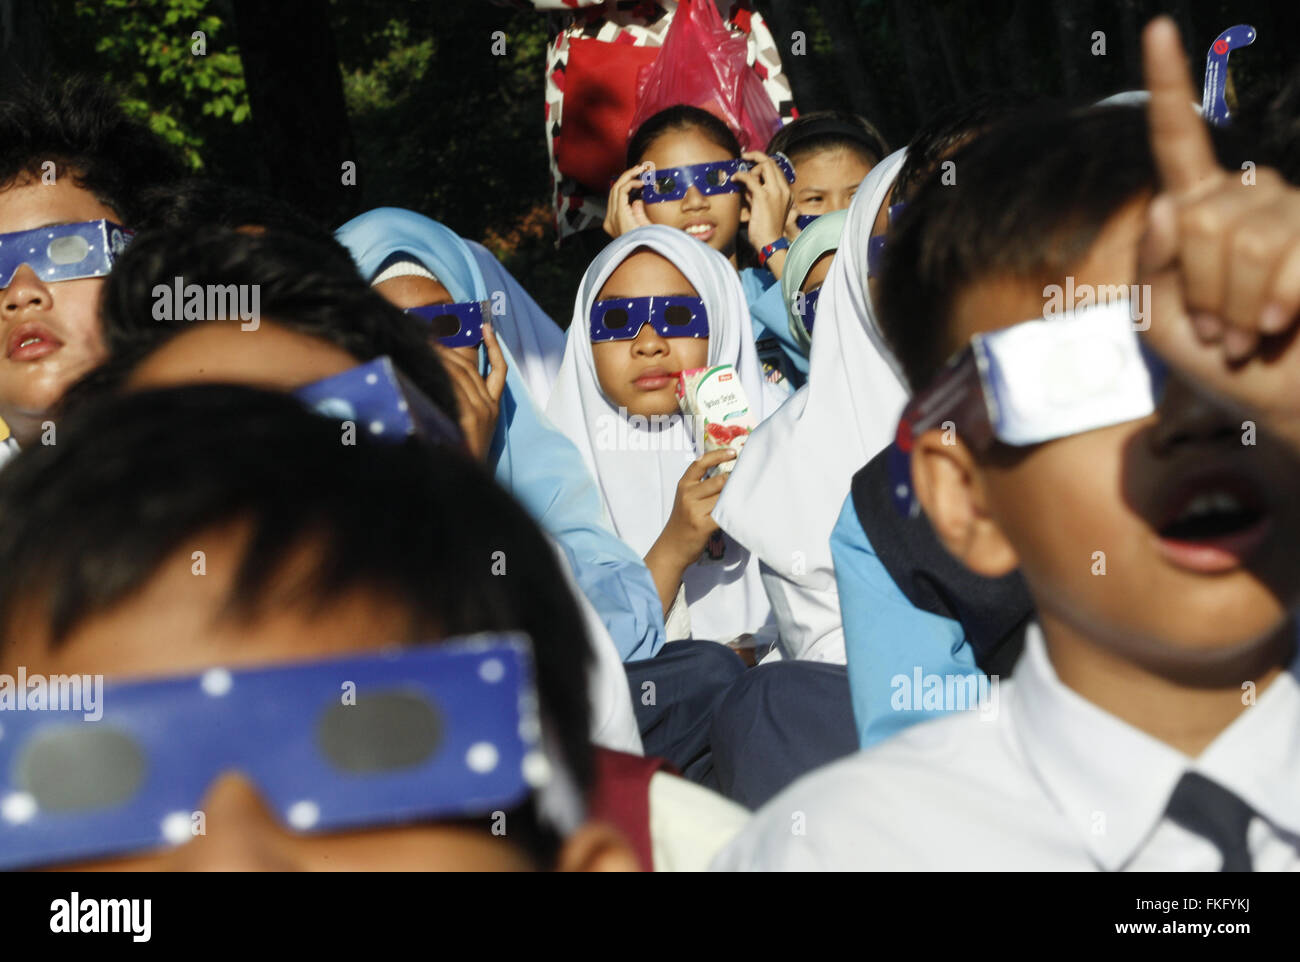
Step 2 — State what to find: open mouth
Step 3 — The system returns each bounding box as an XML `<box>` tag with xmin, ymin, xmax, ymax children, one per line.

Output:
<box><xmin>6</xmin><ymin>325</ymin><xmax>63</xmax><ymax>362</ymax></box>
<box><xmin>1159</xmin><ymin>491</ymin><xmax>1264</xmax><ymax>540</ymax></box>
<box><xmin>683</xmin><ymin>223</ymin><xmax>716</xmax><ymax>242</ymax></box>
<box><xmin>1154</xmin><ymin>478</ymin><xmax>1272</xmax><ymax>573</ymax></box>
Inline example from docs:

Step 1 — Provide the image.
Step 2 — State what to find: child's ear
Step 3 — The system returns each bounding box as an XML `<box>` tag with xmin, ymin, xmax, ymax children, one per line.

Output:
<box><xmin>910</xmin><ymin>430</ymin><xmax>1019</xmax><ymax>578</ymax></box>
<box><xmin>554</xmin><ymin>820</ymin><xmax>641</xmax><ymax>872</ymax></box>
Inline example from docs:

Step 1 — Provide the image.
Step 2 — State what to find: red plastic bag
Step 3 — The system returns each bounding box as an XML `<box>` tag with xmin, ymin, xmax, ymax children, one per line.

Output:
<box><xmin>628</xmin><ymin>0</ymin><xmax>782</xmax><ymax>152</ymax></box>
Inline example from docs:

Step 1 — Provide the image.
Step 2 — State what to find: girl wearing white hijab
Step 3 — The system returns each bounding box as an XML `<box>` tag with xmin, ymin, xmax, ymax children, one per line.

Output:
<box><xmin>711</xmin><ymin>148</ymin><xmax>911</xmax><ymax>663</ymax></box>
<box><xmin>547</xmin><ymin>225</ymin><xmax>786</xmax><ymax>647</ymax></box>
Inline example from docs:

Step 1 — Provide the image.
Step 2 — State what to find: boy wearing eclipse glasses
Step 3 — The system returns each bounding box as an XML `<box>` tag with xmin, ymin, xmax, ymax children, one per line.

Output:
<box><xmin>0</xmin><ymin>76</ymin><xmax>181</xmax><ymax>455</ymax></box>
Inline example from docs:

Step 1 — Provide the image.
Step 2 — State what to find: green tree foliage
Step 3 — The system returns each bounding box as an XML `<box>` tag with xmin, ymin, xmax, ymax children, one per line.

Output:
<box><xmin>330</xmin><ymin>0</ymin><xmax>575</xmax><ymax>316</ymax></box>
<box><xmin>47</xmin><ymin>0</ymin><xmax>252</xmax><ymax>173</ymax></box>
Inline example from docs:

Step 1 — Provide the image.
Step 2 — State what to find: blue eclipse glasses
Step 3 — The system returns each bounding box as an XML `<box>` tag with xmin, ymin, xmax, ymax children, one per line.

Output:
<box><xmin>0</xmin><ymin>636</ymin><xmax>551</xmax><ymax>870</ymax></box>
<box><xmin>866</xmin><ymin>203</ymin><xmax>907</xmax><ymax>276</ymax></box>
<box><xmin>888</xmin><ymin>300</ymin><xmax>1167</xmax><ymax>516</ymax></box>
<box><xmin>792</xmin><ymin>287</ymin><xmax>821</xmax><ymax>335</ymax></box>
<box><xmin>293</xmin><ymin>356</ymin><xmax>463</xmax><ymax>448</ymax></box>
<box><xmin>406</xmin><ymin>300</ymin><xmax>490</xmax><ymax>349</ymax></box>
<box><xmin>589</xmin><ymin>295</ymin><xmax>709</xmax><ymax>343</ymax></box>
<box><xmin>635</xmin><ymin>153</ymin><xmax>795</xmax><ymax>205</ymax></box>
<box><xmin>0</xmin><ymin>220</ymin><xmax>133</xmax><ymax>289</ymax></box>
<box><xmin>795</xmin><ymin>213</ymin><xmax>820</xmax><ymax>231</ymax></box>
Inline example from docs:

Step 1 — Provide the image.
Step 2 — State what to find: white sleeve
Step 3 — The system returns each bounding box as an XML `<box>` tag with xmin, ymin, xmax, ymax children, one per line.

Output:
<box><xmin>548</xmin><ymin>537</ymin><xmax>644</xmax><ymax>755</ymax></box>
<box><xmin>664</xmin><ymin>583</ymin><xmax>691</xmax><ymax>642</ymax></box>
<box><xmin>648</xmin><ymin>772</ymin><xmax>751</xmax><ymax>872</ymax></box>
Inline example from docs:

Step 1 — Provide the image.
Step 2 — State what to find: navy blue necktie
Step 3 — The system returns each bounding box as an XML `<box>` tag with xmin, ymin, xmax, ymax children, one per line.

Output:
<box><xmin>1165</xmin><ymin>771</ymin><xmax>1256</xmax><ymax>872</ymax></box>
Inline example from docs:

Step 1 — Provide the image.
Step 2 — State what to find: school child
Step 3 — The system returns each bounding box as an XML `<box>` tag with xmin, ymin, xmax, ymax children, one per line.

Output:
<box><xmin>767</xmin><ymin>111</ymin><xmax>888</xmax><ymax>229</ymax></box>
<box><xmin>507</xmin><ymin>0</ymin><xmax>793</xmax><ymax>245</ymax></box>
<box><xmin>833</xmin><ymin>439</ymin><xmax>1033</xmax><ymax>749</ymax></box>
<box><xmin>775</xmin><ymin>208</ymin><xmax>846</xmax><ymax>377</ymax></box>
<box><xmin>335</xmin><ymin>208</ymin><xmax>665</xmax><ymax>668</ymax></box>
<box><xmin>545</xmin><ymin>224</ymin><xmax>787</xmax><ymax>778</ymax></box>
<box><xmin>605</xmin><ymin>105</ymin><xmax>800</xmax><ymax>387</ymax></box>
<box><xmin>0</xmin><ymin>385</ymin><xmax>641</xmax><ymax>871</ymax></box>
<box><xmin>729</xmin><ymin>112</ymin><xmax>886</xmax><ymax>388</ymax></box>
<box><xmin>0</xmin><ymin>76</ymin><xmax>182</xmax><ymax>453</ymax></box>
<box><xmin>709</xmin><ymin>155</ymin><xmax>1022</xmax><ymax>800</ymax></box>
<box><xmin>714</xmin><ymin>95</ymin><xmax>1021</xmax><ymax>665</ymax></box>
<box><xmin>338</xmin><ymin>208</ymin><xmax>567</xmax><ymax>408</ymax></box>
<box><xmin>715</xmin><ymin>21</ymin><xmax>1300</xmax><ymax>870</ymax></box>
<box><xmin>711</xmin><ymin>149</ymin><xmax>907</xmax><ymax>664</ymax></box>
<box><xmin>66</xmin><ymin>226</ymin><xmax>644</xmax><ymax>758</ymax></box>
<box><xmin>827</xmin><ymin>94</ymin><xmax>1073</xmax><ymax>748</ymax></box>
<box><xmin>700</xmin><ymin>209</ymin><xmax>870</xmax><ymax>807</ymax></box>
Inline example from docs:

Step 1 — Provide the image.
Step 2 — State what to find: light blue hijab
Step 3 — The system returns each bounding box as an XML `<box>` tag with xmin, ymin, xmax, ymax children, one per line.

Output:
<box><xmin>335</xmin><ymin>207</ymin><xmax>565</xmax><ymax>404</ymax></box>
<box><xmin>336</xmin><ymin>207</ymin><xmax>665</xmax><ymax>661</ymax></box>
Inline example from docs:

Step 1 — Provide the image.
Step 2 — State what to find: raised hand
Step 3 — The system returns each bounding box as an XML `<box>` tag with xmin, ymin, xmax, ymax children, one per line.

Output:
<box><xmin>1138</xmin><ymin>16</ymin><xmax>1300</xmax><ymax>450</ymax></box>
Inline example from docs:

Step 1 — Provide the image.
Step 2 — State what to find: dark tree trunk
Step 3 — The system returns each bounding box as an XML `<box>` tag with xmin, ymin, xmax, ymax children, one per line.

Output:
<box><xmin>762</xmin><ymin>0</ymin><xmax>821</xmax><ymax>110</ymax></box>
<box><xmin>1051</xmin><ymin>0</ymin><xmax>1085</xmax><ymax>97</ymax></box>
<box><xmin>927</xmin><ymin>2</ymin><xmax>966</xmax><ymax>102</ymax></box>
<box><xmin>1001</xmin><ymin>0</ymin><xmax>1033</xmax><ymax>92</ymax></box>
<box><xmin>1117</xmin><ymin>0</ymin><xmax>1140</xmax><ymax>92</ymax></box>
<box><xmin>0</xmin><ymin>0</ymin><xmax>48</xmax><ymax>93</ymax></box>
<box><xmin>815</xmin><ymin>0</ymin><xmax>887</xmax><ymax>126</ymax></box>
<box><xmin>889</xmin><ymin>0</ymin><xmax>934</xmax><ymax>124</ymax></box>
<box><xmin>231</xmin><ymin>0</ymin><xmax>356</xmax><ymax>227</ymax></box>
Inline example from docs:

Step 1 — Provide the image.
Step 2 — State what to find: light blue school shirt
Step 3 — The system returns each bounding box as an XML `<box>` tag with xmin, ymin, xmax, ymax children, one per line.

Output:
<box><xmin>829</xmin><ymin>494</ymin><xmax>982</xmax><ymax>748</ymax></box>
<box><xmin>741</xmin><ymin>267</ymin><xmax>806</xmax><ymax>390</ymax></box>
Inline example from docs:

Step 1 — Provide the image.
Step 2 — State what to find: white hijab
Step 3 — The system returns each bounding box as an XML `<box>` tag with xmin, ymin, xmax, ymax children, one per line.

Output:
<box><xmin>546</xmin><ymin>226</ymin><xmax>784</xmax><ymax>643</ymax></box>
<box><xmin>712</xmin><ymin>148</ymin><xmax>910</xmax><ymax>662</ymax></box>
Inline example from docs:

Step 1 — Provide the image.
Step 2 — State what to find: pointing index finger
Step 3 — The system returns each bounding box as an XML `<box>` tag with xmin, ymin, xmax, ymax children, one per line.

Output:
<box><xmin>1142</xmin><ymin>16</ymin><xmax>1222</xmax><ymax>198</ymax></box>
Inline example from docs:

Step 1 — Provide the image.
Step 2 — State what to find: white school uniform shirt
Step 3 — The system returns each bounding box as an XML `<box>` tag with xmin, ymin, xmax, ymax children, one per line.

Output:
<box><xmin>713</xmin><ymin>624</ymin><xmax>1300</xmax><ymax>871</ymax></box>
<box><xmin>712</xmin><ymin>150</ymin><xmax>911</xmax><ymax>664</ymax></box>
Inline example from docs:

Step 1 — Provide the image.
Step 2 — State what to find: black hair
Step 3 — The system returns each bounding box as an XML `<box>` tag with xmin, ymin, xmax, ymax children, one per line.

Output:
<box><xmin>878</xmin><ymin>105</ymin><xmax>1159</xmax><ymax>393</ymax></box>
<box><xmin>626</xmin><ymin>104</ymin><xmax>741</xmax><ymax>168</ymax></box>
<box><xmin>0</xmin><ymin>75</ymin><xmax>185</xmax><ymax>225</ymax></box>
<box><xmin>59</xmin><ymin>226</ymin><xmax>458</xmax><ymax>422</ymax></box>
<box><xmin>0</xmin><ymin>384</ymin><xmax>593</xmax><ymax>866</ymax></box>
<box><xmin>627</xmin><ymin>105</ymin><xmax>760</xmax><ymax>266</ymax></box>
<box><xmin>766</xmin><ymin>110</ymin><xmax>889</xmax><ymax>167</ymax></box>
<box><xmin>892</xmin><ymin>91</ymin><xmax>1027</xmax><ymax>206</ymax></box>
<box><xmin>132</xmin><ymin>177</ymin><xmax>348</xmax><ymax>253</ymax></box>
<box><xmin>1237</xmin><ymin>64</ymin><xmax>1300</xmax><ymax>187</ymax></box>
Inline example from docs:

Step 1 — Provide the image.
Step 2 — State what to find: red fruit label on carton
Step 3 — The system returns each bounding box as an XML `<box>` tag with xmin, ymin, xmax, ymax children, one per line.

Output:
<box><xmin>676</xmin><ymin>364</ymin><xmax>757</xmax><ymax>474</ymax></box>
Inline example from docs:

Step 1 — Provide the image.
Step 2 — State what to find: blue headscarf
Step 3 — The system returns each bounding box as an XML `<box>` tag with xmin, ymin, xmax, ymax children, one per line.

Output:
<box><xmin>336</xmin><ymin>208</ymin><xmax>666</xmax><ymax>661</ymax></box>
<box><xmin>334</xmin><ymin>207</ymin><xmax>565</xmax><ymax>404</ymax></box>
